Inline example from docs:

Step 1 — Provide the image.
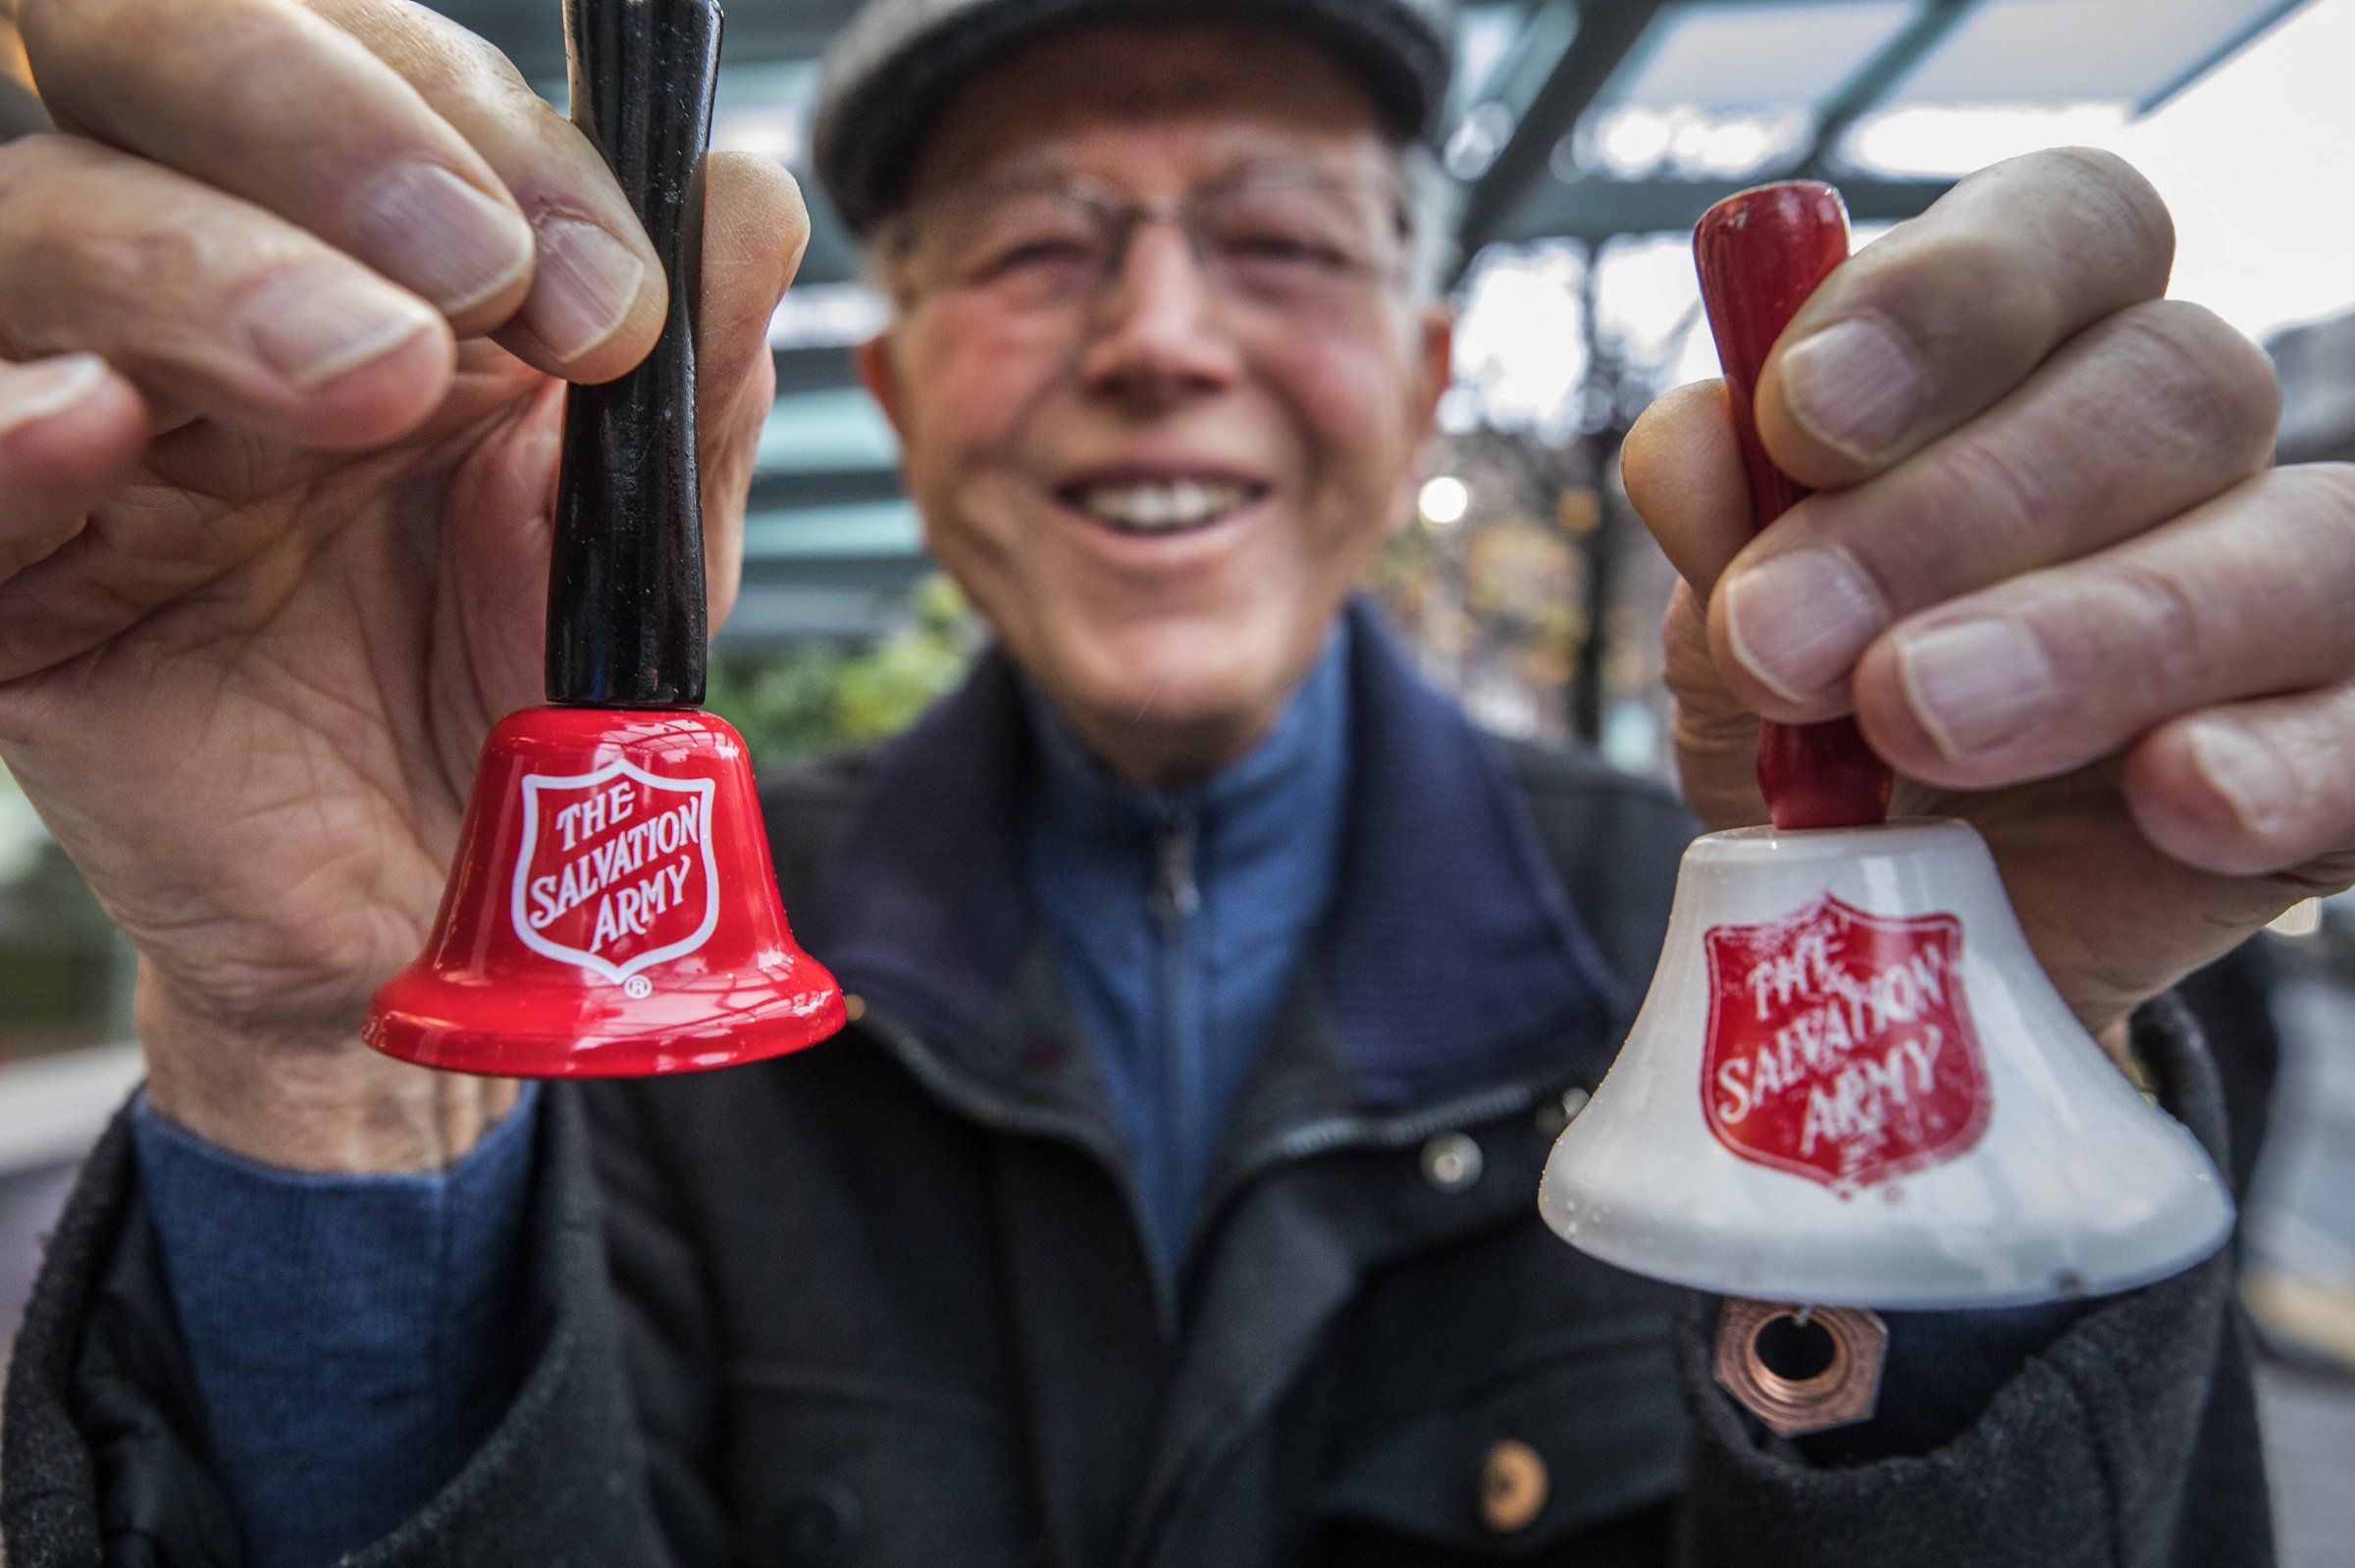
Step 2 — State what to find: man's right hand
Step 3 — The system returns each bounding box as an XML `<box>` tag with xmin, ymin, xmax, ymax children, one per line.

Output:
<box><xmin>0</xmin><ymin>0</ymin><xmax>808</xmax><ymax>1171</ymax></box>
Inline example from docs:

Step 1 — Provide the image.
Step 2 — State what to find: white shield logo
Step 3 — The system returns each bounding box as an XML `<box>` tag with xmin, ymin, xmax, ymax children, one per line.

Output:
<box><xmin>509</xmin><ymin>758</ymin><xmax>721</xmax><ymax>985</ymax></box>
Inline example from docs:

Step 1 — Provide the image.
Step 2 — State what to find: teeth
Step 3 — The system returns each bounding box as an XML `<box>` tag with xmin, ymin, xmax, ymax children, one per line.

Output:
<box><xmin>1073</xmin><ymin>481</ymin><xmax>1251</xmax><ymax>533</ymax></box>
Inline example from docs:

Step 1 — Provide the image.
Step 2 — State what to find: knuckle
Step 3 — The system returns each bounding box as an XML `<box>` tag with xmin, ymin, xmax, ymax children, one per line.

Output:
<box><xmin>2107</xmin><ymin>300</ymin><xmax>2281</xmax><ymax>459</ymax></box>
<box><xmin>340</xmin><ymin>0</ymin><xmax>530</xmax><ymax>101</ymax></box>
<box><xmin>2040</xmin><ymin>146</ymin><xmax>2175</xmax><ymax>278</ymax></box>
<box><xmin>70</xmin><ymin>224</ymin><xmax>209</xmax><ymax>314</ymax></box>
<box><xmin>2283</xmin><ymin>459</ymin><xmax>2355</xmax><ymax>526</ymax></box>
<box><xmin>1906</xmin><ymin>429</ymin><xmax>2054</xmax><ymax>575</ymax></box>
<box><xmin>2094</xmin><ymin>554</ymin><xmax>2211</xmax><ymax>687</ymax></box>
<box><xmin>14</xmin><ymin>0</ymin><xmax>91</xmax><ymax>60</ymax></box>
<box><xmin>1851</xmin><ymin>227</ymin><xmax>2035</xmax><ymax>359</ymax></box>
<box><xmin>0</xmin><ymin>130</ymin><xmax>69</xmax><ymax>211</ymax></box>
<box><xmin>2273</xmin><ymin>465</ymin><xmax>2355</xmax><ymax>598</ymax></box>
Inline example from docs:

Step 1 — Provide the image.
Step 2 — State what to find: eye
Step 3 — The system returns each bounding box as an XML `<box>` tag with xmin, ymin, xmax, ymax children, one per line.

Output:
<box><xmin>987</xmin><ymin>237</ymin><xmax>1098</xmax><ymax>276</ymax></box>
<box><xmin>1224</xmin><ymin>232</ymin><xmax>1348</xmax><ymax>270</ymax></box>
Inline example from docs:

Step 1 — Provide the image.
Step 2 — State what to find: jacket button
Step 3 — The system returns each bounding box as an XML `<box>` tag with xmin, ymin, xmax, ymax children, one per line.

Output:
<box><xmin>1421</xmin><ymin>1131</ymin><xmax>1483</xmax><ymax>1191</ymax></box>
<box><xmin>777</xmin><ymin>1479</ymin><xmax>862</xmax><ymax>1564</ymax></box>
<box><xmin>1480</xmin><ymin>1438</ymin><xmax>1549</xmax><ymax>1533</ymax></box>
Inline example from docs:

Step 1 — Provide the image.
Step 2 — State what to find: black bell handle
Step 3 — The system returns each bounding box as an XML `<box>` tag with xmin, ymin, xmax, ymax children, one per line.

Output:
<box><xmin>547</xmin><ymin>0</ymin><xmax>723</xmax><ymax>708</ymax></box>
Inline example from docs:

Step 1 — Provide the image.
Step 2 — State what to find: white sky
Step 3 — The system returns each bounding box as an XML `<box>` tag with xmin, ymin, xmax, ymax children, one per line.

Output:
<box><xmin>2106</xmin><ymin>0</ymin><xmax>2355</xmax><ymax>340</ymax></box>
<box><xmin>1454</xmin><ymin>0</ymin><xmax>2355</xmax><ymax>424</ymax></box>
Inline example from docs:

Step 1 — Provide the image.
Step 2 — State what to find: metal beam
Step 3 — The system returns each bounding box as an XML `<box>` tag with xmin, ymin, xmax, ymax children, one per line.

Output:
<box><xmin>425</xmin><ymin>0</ymin><xmax>864</xmax><ymax>78</ymax></box>
<box><xmin>1494</xmin><ymin>173</ymin><xmax>1953</xmax><ymax>248</ymax></box>
<box><xmin>2139</xmin><ymin>0</ymin><xmax>2309</xmax><ymax>113</ymax></box>
<box><xmin>1798</xmin><ymin>0</ymin><xmax>1976</xmax><ymax>176</ymax></box>
<box><xmin>748</xmin><ymin>466</ymin><xmax>906</xmax><ymax>515</ymax></box>
<box><xmin>1453</xmin><ymin>0</ymin><xmax>1586</xmax><ymax>150</ymax></box>
<box><xmin>772</xmin><ymin>343</ymin><xmax>862</xmax><ymax>397</ymax></box>
<box><xmin>1456</xmin><ymin>0</ymin><xmax>1668</xmax><ymax>256</ymax></box>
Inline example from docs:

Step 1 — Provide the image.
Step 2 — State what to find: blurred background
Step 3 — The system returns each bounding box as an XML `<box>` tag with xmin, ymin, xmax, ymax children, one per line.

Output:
<box><xmin>3</xmin><ymin>2</ymin><xmax>2353</xmax><ymax>1556</ymax></box>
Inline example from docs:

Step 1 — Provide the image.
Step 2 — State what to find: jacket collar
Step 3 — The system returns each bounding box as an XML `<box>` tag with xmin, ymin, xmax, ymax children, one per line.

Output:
<box><xmin>807</xmin><ymin>599</ymin><xmax>1623</xmax><ymax>1116</ymax></box>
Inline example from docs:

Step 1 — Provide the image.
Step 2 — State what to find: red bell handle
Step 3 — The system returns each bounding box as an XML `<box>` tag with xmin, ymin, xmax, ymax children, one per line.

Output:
<box><xmin>1694</xmin><ymin>183</ymin><xmax>1892</xmax><ymax>831</ymax></box>
<box><xmin>548</xmin><ymin>0</ymin><xmax>722</xmax><ymax>709</ymax></box>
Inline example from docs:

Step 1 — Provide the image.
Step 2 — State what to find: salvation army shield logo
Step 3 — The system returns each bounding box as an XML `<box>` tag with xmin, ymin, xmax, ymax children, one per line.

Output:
<box><xmin>508</xmin><ymin>758</ymin><xmax>720</xmax><ymax>987</ymax></box>
<box><xmin>1701</xmin><ymin>894</ymin><xmax>1990</xmax><ymax>1193</ymax></box>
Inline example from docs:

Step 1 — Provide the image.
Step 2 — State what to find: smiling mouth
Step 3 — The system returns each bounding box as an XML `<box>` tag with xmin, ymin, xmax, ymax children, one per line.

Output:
<box><xmin>1059</xmin><ymin>477</ymin><xmax>1271</xmax><ymax>537</ymax></box>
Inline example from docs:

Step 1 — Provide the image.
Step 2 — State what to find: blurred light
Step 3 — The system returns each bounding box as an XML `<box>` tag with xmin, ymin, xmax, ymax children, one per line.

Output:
<box><xmin>712</xmin><ymin>108</ymin><xmax>804</xmax><ymax>167</ymax></box>
<box><xmin>2270</xmin><ymin>899</ymin><xmax>2325</xmax><ymax>940</ymax></box>
<box><xmin>1420</xmin><ymin>476</ymin><xmax>1472</xmax><ymax>528</ymax></box>
<box><xmin>769</xmin><ymin>286</ymin><xmax>891</xmax><ymax>349</ymax></box>
<box><xmin>1570</xmin><ymin>104</ymin><xmax>1812</xmax><ymax>181</ymax></box>
<box><xmin>1436</xmin><ymin>386</ymin><xmax>1484</xmax><ymax>437</ymax></box>
<box><xmin>1446</xmin><ymin>102</ymin><xmax>1515</xmax><ymax>181</ymax></box>
<box><xmin>1839</xmin><ymin>102</ymin><xmax>2130</xmax><ymax>178</ymax></box>
<box><xmin>1450</xmin><ymin>243</ymin><xmax>1591</xmax><ymax>438</ymax></box>
<box><xmin>1589</xmin><ymin>105</ymin><xmax>1676</xmax><ymax>175</ymax></box>
<box><xmin>1602</xmin><ymin>700</ymin><xmax>1662</xmax><ymax>775</ymax></box>
<box><xmin>1606</xmin><ymin>0</ymin><xmax>1914</xmax><ymax>114</ymax></box>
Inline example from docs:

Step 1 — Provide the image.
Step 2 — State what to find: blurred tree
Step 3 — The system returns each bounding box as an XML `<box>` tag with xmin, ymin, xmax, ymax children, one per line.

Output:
<box><xmin>706</xmin><ymin>575</ymin><xmax>977</xmax><ymax>770</ymax></box>
<box><xmin>0</xmin><ymin>766</ymin><xmax>127</xmax><ymax>1058</ymax></box>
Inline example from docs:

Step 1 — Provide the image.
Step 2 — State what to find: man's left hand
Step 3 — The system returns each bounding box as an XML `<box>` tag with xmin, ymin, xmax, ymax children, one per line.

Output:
<box><xmin>1627</xmin><ymin>147</ymin><xmax>2355</xmax><ymax>1035</ymax></box>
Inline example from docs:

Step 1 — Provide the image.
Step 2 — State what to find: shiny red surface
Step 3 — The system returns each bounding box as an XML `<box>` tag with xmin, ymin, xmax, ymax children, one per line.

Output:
<box><xmin>364</xmin><ymin>706</ymin><xmax>846</xmax><ymax>1077</ymax></box>
<box><xmin>1696</xmin><ymin>183</ymin><xmax>1893</xmax><ymax>831</ymax></box>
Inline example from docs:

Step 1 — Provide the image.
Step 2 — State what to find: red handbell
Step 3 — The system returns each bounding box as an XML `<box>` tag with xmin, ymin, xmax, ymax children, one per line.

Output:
<box><xmin>364</xmin><ymin>0</ymin><xmax>843</xmax><ymax>1077</ymax></box>
<box><xmin>365</xmin><ymin>707</ymin><xmax>843</xmax><ymax>1077</ymax></box>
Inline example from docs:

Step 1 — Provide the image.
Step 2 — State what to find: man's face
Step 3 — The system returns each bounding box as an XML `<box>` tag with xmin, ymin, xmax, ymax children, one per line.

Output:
<box><xmin>858</xmin><ymin>21</ymin><xmax>1451</xmax><ymax>784</ymax></box>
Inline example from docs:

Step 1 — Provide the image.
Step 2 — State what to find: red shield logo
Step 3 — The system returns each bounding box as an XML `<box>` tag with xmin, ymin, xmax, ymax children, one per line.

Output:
<box><xmin>1701</xmin><ymin>894</ymin><xmax>1989</xmax><ymax>1193</ymax></box>
<box><xmin>508</xmin><ymin>759</ymin><xmax>719</xmax><ymax>987</ymax></box>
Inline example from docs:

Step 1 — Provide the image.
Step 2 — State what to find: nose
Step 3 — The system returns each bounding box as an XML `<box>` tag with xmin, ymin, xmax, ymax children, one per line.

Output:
<box><xmin>1077</xmin><ymin>220</ymin><xmax>1243</xmax><ymax>408</ymax></box>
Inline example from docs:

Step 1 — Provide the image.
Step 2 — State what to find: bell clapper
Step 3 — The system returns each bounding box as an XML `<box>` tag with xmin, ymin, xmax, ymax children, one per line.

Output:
<box><xmin>1713</xmin><ymin>1296</ymin><xmax>1886</xmax><ymax>1437</ymax></box>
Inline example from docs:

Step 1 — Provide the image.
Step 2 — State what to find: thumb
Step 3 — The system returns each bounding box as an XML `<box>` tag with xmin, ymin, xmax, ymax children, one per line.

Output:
<box><xmin>695</xmin><ymin>152</ymin><xmax>811</xmax><ymax>633</ymax></box>
<box><xmin>1665</xmin><ymin>579</ymin><xmax>1768</xmax><ymax>831</ymax></box>
<box><xmin>1627</xmin><ymin>380</ymin><xmax>1768</xmax><ymax>830</ymax></box>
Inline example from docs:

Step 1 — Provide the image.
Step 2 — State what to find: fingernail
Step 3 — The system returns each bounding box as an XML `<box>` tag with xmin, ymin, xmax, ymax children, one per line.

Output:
<box><xmin>2184</xmin><ymin>723</ymin><xmax>2292</xmax><ymax>837</ymax></box>
<box><xmin>242</xmin><ymin>267</ymin><xmax>442</xmax><ymax>390</ymax></box>
<box><xmin>1722</xmin><ymin>548</ymin><xmax>1884</xmax><ymax>703</ymax></box>
<box><xmin>351</xmin><ymin>162</ymin><xmax>535</xmax><ymax>316</ymax></box>
<box><xmin>520</xmin><ymin>217</ymin><xmax>647</xmax><ymax>360</ymax></box>
<box><xmin>1894</xmin><ymin>618</ymin><xmax>2058</xmax><ymax>759</ymax></box>
<box><xmin>0</xmin><ymin>353</ymin><xmax>107</xmax><ymax>438</ymax></box>
<box><xmin>1780</xmin><ymin>317</ymin><xmax>1923</xmax><ymax>462</ymax></box>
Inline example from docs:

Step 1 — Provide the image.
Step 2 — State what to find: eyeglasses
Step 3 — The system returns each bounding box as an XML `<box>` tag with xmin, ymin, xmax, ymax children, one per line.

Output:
<box><xmin>880</xmin><ymin>163</ymin><xmax>1414</xmax><ymax>319</ymax></box>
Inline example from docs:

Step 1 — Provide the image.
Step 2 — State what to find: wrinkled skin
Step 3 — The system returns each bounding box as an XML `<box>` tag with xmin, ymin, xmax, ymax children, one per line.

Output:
<box><xmin>0</xmin><ymin>0</ymin><xmax>805</xmax><ymax>1167</ymax></box>
<box><xmin>0</xmin><ymin>0</ymin><xmax>2346</xmax><ymax>1175</ymax></box>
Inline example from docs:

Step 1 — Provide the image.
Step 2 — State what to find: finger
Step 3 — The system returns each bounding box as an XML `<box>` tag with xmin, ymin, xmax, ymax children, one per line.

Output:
<box><xmin>21</xmin><ymin>0</ymin><xmax>541</xmax><ymax>337</ymax></box>
<box><xmin>1661</xmin><ymin>578</ymin><xmax>1769</xmax><ymax>832</ymax></box>
<box><xmin>2123</xmin><ymin>679</ymin><xmax>2355</xmax><ymax>882</ymax></box>
<box><xmin>692</xmin><ymin>153</ymin><xmax>810</xmax><ymax>632</ymax></box>
<box><xmin>1850</xmin><ymin>464</ymin><xmax>2355</xmax><ymax>791</ymax></box>
<box><xmin>0</xmin><ymin>353</ymin><xmax>148</xmax><ymax>580</ymax></box>
<box><xmin>1623</xmin><ymin>379</ymin><xmax>1754</xmax><ymax>598</ymax></box>
<box><xmin>0</xmin><ymin>134</ymin><xmax>454</xmax><ymax>447</ymax></box>
<box><xmin>1710</xmin><ymin>299</ymin><xmax>2278</xmax><ymax>719</ymax></box>
<box><xmin>304</xmin><ymin>0</ymin><xmax>667</xmax><ymax>379</ymax></box>
<box><xmin>1755</xmin><ymin>147</ymin><xmax>2174</xmax><ymax>488</ymax></box>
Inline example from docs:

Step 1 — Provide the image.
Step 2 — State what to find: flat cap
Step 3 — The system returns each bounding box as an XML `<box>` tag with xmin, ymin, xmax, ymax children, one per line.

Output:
<box><xmin>812</xmin><ymin>0</ymin><xmax>1454</xmax><ymax>235</ymax></box>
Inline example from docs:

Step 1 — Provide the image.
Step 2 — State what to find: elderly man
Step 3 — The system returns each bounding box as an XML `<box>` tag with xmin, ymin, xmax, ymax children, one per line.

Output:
<box><xmin>0</xmin><ymin>0</ymin><xmax>2338</xmax><ymax>1561</ymax></box>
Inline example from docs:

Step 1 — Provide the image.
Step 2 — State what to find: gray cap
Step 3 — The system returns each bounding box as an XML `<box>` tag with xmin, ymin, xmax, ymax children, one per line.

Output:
<box><xmin>811</xmin><ymin>0</ymin><xmax>1454</xmax><ymax>235</ymax></box>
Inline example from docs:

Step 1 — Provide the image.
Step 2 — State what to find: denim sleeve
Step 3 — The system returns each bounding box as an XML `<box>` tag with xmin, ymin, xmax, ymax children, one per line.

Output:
<box><xmin>130</xmin><ymin>1084</ymin><xmax>543</xmax><ymax>1568</ymax></box>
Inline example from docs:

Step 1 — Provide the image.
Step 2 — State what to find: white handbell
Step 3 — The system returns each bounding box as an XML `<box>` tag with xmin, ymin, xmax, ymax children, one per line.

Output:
<box><xmin>1539</xmin><ymin>817</ymin><xmax>2232</xmax><ymax>1309</ymax></box>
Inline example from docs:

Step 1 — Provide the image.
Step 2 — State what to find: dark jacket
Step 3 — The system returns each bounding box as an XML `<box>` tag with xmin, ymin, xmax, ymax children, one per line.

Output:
<box><xmin>3</xmin><ymin>614</ymin><xmax>2269</xmax><ymax>1566</ymax></box>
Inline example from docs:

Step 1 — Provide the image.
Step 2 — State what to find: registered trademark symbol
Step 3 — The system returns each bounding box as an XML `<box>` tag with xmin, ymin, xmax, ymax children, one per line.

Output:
<box><xmin>623</xmin><ymin>975</ymin><xmax>654</xmax><ymax>1000</ymax></box>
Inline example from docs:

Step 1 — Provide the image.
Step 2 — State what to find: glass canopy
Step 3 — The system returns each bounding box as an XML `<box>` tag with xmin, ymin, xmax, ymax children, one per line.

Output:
<box><xmin>425</xmin><ymin>0</ymin><xmax>2314</xmax><ymax>641</ymax></box>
